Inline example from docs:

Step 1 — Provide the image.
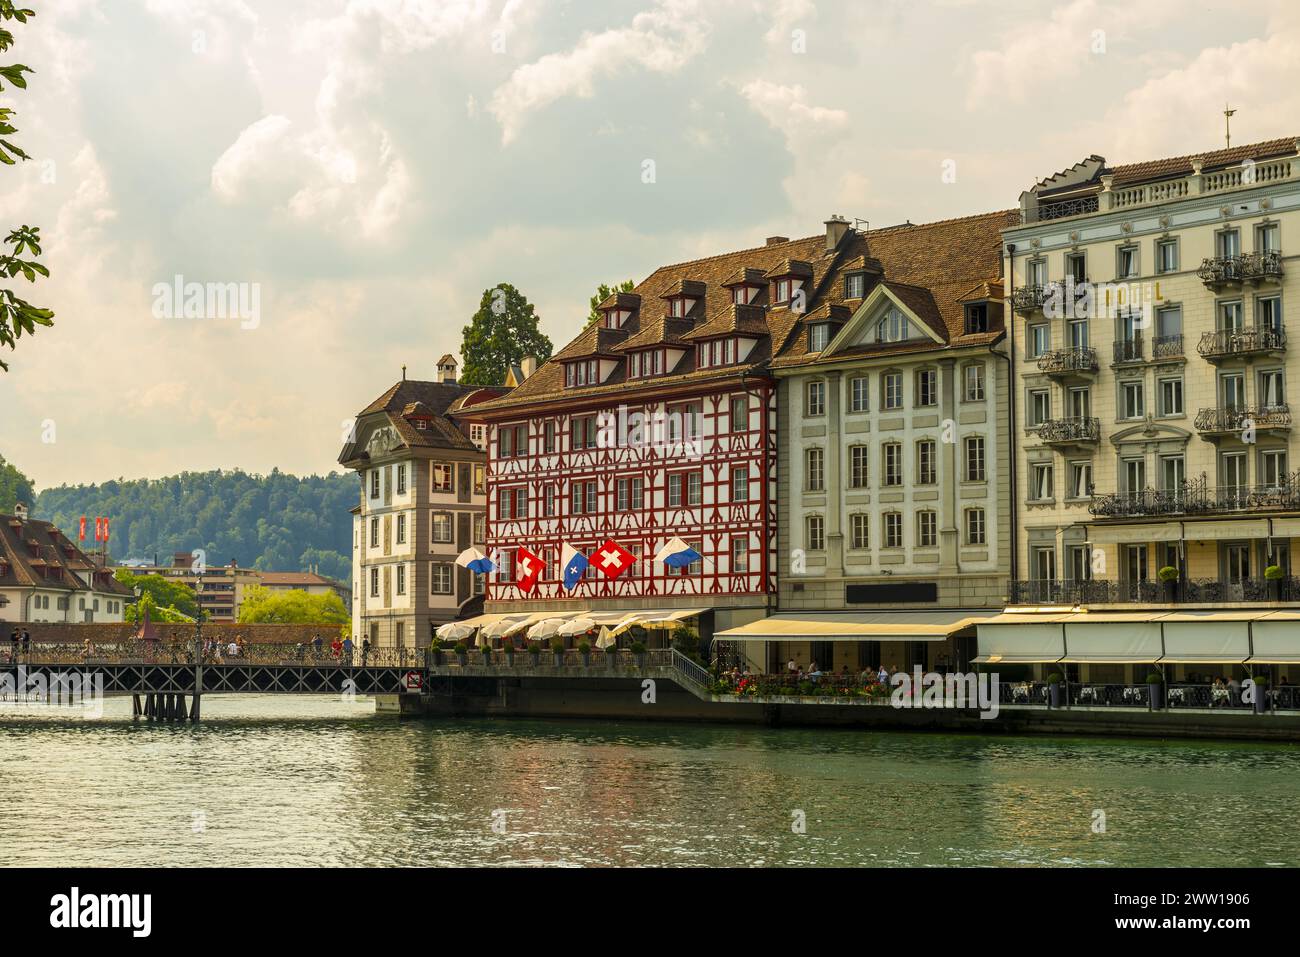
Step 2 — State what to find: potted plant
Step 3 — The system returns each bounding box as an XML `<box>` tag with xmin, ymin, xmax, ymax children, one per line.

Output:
<box><xmin>430</xmin><ymin>640</ymin><xmax>445</xmax><ymax>668</ymax></box>
<box><xmin>1145</xmin><ymin>670</ymin><xmax>1165</xmax><ymax>710</ymax></box>
<box><xmin>578</xmin><ymin>640</ymin><xmax>592</xmax><ymax>667</ymax></box>
<box><xmin>527</xmin><ymin>640</ymin><xmax>542</xmax><ymax>667</ymax></box>
<box><xmin>1266</xmin><ymin>564</ymin><xmax>1285</xmax><ymax>601</ymax></box>
<box><xmin>631</xmin><ymin>640</ymin><xmax>647</xmax><ymax>669</ymax></box>
<box><xmin>1157</xmin><ymin>565</ymin><xmax>1180</xmax><ymax>602</ymax></box>
<box><xmin>1252</xmin><ymin>673</ymin><xmax>1271</xmax><ymax>714</ymax></box>
<box><xmin>454</xmin><ymin>641</ymin><xmax>468</xmax><ymax>667</ymax></box>
<box><xmin>1045</xmin><ymin>671</ymin><xmax>1064</xmax><ymax>708</ymax></box>
<box><xmin>550</xmin><ymin>636</ymin><xmax>565</xmax><ymax>667</ymax></box>
<box><xmin>480</xmin><ymin>643</ymin><xmax>492</xmax><ymax>665</ymax></box>
<box><xmin>604</xmin><ymin>643</ymin><xmax>618</xmax><ymax>668</ymax></box>
<box><xmin>502</xmin><ymin>641</ymin><xmax>515</xmax><ymax>666</ymax></box>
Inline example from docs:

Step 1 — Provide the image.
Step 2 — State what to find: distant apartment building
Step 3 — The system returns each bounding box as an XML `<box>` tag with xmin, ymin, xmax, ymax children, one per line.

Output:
<box><xmin>257</xmin><ymin>571</ymin><xmax>351</xmax><ymax>607</ymax></box>
<box><xmin>0</xmin><ymin>503</ymin><xmax>132</xmax><ymax>623</ymax></box>
<box><xmin>984</xmin><ymin>135</ymin><xmax>1300</xmax><ymax>681</ymax></box>
<box><xmin>117</xmin><ymin>553</ymin><xmax>262</xmax><ymax>622</ymax></box>
<box><xmin>339</xmin><ymin>357</ymin><xmax>501</xmax><ymax>649</ymax></box>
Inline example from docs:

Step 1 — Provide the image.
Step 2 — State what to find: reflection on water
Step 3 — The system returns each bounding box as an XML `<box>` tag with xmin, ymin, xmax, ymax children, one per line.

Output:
<box><xmin>0</xmin><ymin>695</ymin><xmax>1296</xmax><ymax>867</ymax></box>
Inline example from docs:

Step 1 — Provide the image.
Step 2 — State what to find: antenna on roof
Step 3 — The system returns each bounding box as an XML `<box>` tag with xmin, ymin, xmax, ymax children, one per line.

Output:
<box><xmin>1224</xmin><ymin>103</ymin><xmax>1236</xmax><ymax>149</ymax></box>
<box><xmin>401</xmin><ymin>364</ymin><xmax>407</xmax><ymax>381</ymax></box>
<box><xmin>852</xmin><ymin>218</ymin><xmax>869</xmax><ymax>231</ymax></box>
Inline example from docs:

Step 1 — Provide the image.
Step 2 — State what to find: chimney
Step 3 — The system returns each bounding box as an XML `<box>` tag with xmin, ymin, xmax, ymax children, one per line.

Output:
<box><xmin>13</xmin><ymin>502</ymin><xmax>27</xmax><ymax>521</ymax></box>
<box><xmin>824</xmin><ymin>214</ymin><xmax>850</xmax><ymax>252</ymax></box>
<box><xmin>437</xmin><ymin>354</ymin><xmax>458</xmax><ymax>384</ymax></box>
<box><xmin>765</xmin><ymin>235</ymin><xmax>789</xmax><ymax>246</ymax></box>
<box><xmin>520</xmin><ymin>355</ymin><xmax>538</xmax><ymax>380</ymax></box>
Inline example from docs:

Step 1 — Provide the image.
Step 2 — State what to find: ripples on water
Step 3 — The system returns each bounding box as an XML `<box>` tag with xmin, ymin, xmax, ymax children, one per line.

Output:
<box><xmin>0</xmin><ymin>695</ymin><xmax>1296</xmax><ymax>867</ymax></box>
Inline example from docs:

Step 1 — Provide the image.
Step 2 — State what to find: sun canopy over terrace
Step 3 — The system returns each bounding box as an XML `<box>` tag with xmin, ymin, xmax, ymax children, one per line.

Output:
<box><xmin>716</xmin><ymin>610</ymin><xmax>997</xmax><ymax>642</ymax></box>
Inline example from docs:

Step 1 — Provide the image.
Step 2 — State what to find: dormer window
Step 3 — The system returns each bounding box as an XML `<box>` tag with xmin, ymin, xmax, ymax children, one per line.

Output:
<box><xmin>774</xmin><ymin>278</ymin><xmax>792</xmax><ymax>304</ymax></box>
<box><xmin>965</xmin><ymin>302</ymin><xmax>989</xmax><ymax>334</ymax></box>
<box><xmin>808</xmin><ymin>323</ymin><xmax>830</xmax><ymax>352</ymax></box>
<box><xmin>697</xmin><ymin>338</ymin><xmax>736</xmax><ymax>369</ymax></box>
<box><xmin>668</xmin><ymin>297</ymin><xmax>691</xmax><ymax>318</ymax></box>
<box><xmin>877</xmin><ymin>307</ymin><xmax>909</xmax><ymax>344</ymax></box>
<box><xmin>564</xmin><ymin>359</ymin><xmax>600</xmax><ymax>388</ymax></box>
<box><xmin>629</xmin><ymin>350</ymin><xmax>664</xmax><ymax>378</ymax></box>
<box><xmin>732</xmin><ymin>285</ymin><xmax>759</xmax><ymax>305</ymax></box>
<box><xmin>844</xmin><ymin>273</ymin><xmax>866</xmax><ymax>299</ymax></box>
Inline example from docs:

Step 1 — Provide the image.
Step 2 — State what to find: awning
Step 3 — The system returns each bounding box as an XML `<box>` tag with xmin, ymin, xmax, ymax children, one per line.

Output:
<box><xmin>1183</xmin><ymin>519</ymin><xmax>1270</xmax><ymax>541</ymax></box>
<box><xmin>715</xmin><ymin>610</ymin><xmax>998</xmax><ymax>642</ymax></box>
<box><xmin>974</xmin><ymin>614</ymin><xmax>1069</xmax><ymax>663</ymax></box>
<box><xmin>1061</xmin><ymin>612</ymin><xmax>1162</xmax><ymax>662</ymax></box>
<box><xmin>611</xmin><ymin>608</ymin><xmax>707</xmax><ymax>636</ymax></box>
<box><xmin>456</xmin><ymin>613</ymin><xmax>507</xmax><ymax>629</ymax></box>
<box><xmin>1088</xmin><ymin>523</ymin><xmax>1183</xmax><ymax>544</ymax></box>
<box><xmin>1159</xmin><ymin>612</ymin><xmax>1254</xmax><ymax>663</ymax></box>
<box><xmin>1270</xmin><ymin>519</ymin><xmax>1300</xmax><ymax>538</ymax></box>
<box><xmin>1248</xmin><ymin>613</ymin><xmax>1300</xmax><ymax>663</ymax></box>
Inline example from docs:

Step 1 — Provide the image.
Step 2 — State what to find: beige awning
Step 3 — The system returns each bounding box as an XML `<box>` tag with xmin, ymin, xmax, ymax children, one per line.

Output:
<box><xmin>1183</xmin><ymin>519</ymin><xmax>1270</xmax><ymax>541</ymax></box>
<box><xmin>974</xmin><ymin>616</ymin><xmax>1068</xmax><ymax>663</ymax></box>
<box><xmin>611</xmin><ymin>608</ymin><xmax>707</xmax><ymax>636</ymax></box>
<box><xmin>456</xmin><ymin>613</ymin><xmax>507</xmax><ymax>629</ymax></box>
<box><xmin>1271</xmin><ymin>518</ymin><xmax>1300</xmax><ymax>538</ymax></box>
<box><xmin>1061</xmin><ymin>612</ymin><xmax>1162</xmax><ymax>662</ymax></box>
<box><xmin>716</xmin><ymin>610</ymin><xmax>997</xmax><ymax>642</ymax></box>
<box><xmin>1159</xmin><ymin>612</ymin><xmax>1254</xmax><ymax>664</ymax></box>
<box><xmin>1088</xmin><ymin>523</ymin><xmax>1183</xmax><ymax>544</ymax></box>
<box><xmin>1248</xmin><ymin>613</ymin><xmax>1300</xmax><ymax>663</ymax></box>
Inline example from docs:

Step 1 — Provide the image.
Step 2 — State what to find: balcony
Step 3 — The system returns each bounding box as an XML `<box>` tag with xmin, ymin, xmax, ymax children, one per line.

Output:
<box><xmin>1194</xmin><ymin>405</ymin><xmax>1291</xmax><ymax>437</ymax></box>
<box><xmin>1112</xmin><ymin>336</ymin><xmax>1144</xmax><ymax>365</ymax></box>
<box><xmin>1010</xmin><ymin>577</ymin><xmax>1300</xmax><ymax>606</ymax></box>
<box><xmin>1197</xmin><ymin>251</ymin><xmax>1284</xmax><ymax>291</ymax></box>
<box><xmin>1037</xmin><ymin>416</ymin><xmax>1100</xmax><ymax>449</ymax></box>
<box><xmin>1036</xmin><ymin>347</ymin><xmax>1098</xmax><ymax>379</ymax></box>
<box><xmin>1151</xmin><ymin>334</ymin><xmax>1184</xmax><ymax>360</ymax></box>
<box><xmin>1089</xmin><ymin>472</ymin><xmax>1300</xmax><ymax>517</ymax></box>
<box><xmin>1012</xmin><ymin>285</ymin><xmax>1047</xmax><ymax>315</ymax></box>
<box><xmin>1196</xmin><ymin>325</ymin><xmax>1286</xmax><ymax>362</ymax></box>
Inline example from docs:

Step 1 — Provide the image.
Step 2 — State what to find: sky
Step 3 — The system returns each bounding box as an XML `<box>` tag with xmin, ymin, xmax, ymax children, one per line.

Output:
<box><xmin>1</xmin><ymin>0</ymin><xmax>1296</xmax><ymax>490</ymax></box>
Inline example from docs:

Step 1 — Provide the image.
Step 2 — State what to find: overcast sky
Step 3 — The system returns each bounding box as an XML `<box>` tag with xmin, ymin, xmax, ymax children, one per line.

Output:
<box><xmin>1</xmin><ymin>0</ymin><xmax>1294</xmax><ymax>490</ymax></box>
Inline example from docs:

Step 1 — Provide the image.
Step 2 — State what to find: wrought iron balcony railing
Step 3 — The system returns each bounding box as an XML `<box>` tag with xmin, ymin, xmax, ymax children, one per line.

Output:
<box><xmin>1194</xmin><ymin>405</ymin><xmax>1291</xmax><ymax>434</ymax></box>
<box><xmin>1196</xmin><ymin>325</ymin><xmax>1287</xmax><ymax>359</ymax></box>
<box><xmin>1036</xmin><ymin>347</ymin><xmax>1098</xmax><ymax>376</ymax></box>
<box><xmin>1012</xmin><ymin>285</ymin><xmax>1047</xmax><ymax>314</ymax></box>
<box><xmin>1152</xmin><ymin>334</ymin><xmax>1184</xmax><ymax>359</ymax></box>
<box><xmin>1010</xmin><ymin>576</ymin><xmax>1300</xmax><ymax>606</ymax></box>
<box><xmin>1038</xmin><ymin>416</ymin><xmax>1100</xmax><ymax>444</ymax></box>
<box><xmin>1089</xmin><ymin>471</ymin><xmax>1300</xmax><ymax>517</ymax></box>
<box><xmin>1197</xmin><ymin>251</ymin><xmax>1284</xmax><ymax>287</ymax></box>
<box><xmin>1113</xmin><ymin>336</ymin><xmax>1144</xmax><ymax>363</ymax></box>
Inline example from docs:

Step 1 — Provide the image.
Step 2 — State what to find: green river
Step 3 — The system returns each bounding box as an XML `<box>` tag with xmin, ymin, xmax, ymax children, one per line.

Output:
<box><xmin>1</xmin><ymin>695</ymin><xmax>1296</xmax><ymax>867</ymax></box>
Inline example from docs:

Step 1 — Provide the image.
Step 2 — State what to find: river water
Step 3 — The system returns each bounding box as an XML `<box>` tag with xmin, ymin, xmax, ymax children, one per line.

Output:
<box><xmin>1</xmin><ymin>695</ymin><xmax>1296</xmax><ymax>867</ymax></box>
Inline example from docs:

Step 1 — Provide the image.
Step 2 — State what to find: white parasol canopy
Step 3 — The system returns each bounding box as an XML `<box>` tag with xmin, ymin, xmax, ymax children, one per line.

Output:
<box><xmin>436</xmin><ymin>622</ymin><xmax>474</xmax><ymax>642</ymax></box>
<box><xmin>595</xmin><ymin>625</ymin><xmax>616</xmax><ymax>650</ymax></box>
<box><xmin>476</xmin><ymin>629</ymin><xmax>491</xmax><ymax>649</ymax></box>
<box><xmin>558</xmin><ymin>617</ymin><xmax>596</xmax><ymax>636</ymax></box>
<box><xmin>526</xmin><ymin>618</ymin><xmax>568</xmax><ymax>641</ymax></box>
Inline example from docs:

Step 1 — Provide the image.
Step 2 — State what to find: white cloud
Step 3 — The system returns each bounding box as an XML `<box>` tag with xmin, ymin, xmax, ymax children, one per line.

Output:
<box><xmin>738</xmin><ymin>79</ymin><xmax>848</xmax><ymax>141</ymax></box>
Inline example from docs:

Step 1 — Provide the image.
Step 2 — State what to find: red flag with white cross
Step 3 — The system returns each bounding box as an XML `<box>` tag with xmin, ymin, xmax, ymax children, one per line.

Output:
<box><xmin>593</xmin><ymin>539</ymin><xmax>636</xmax><ymax>579</ymax></box>
<box><xmin>515</xmin><ymin>546</ymin><xmax>545</xmax><ymax>594</ymax></box>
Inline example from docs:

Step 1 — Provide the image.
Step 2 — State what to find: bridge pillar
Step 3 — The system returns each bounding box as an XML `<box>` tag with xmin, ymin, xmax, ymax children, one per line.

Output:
<box><xmin>189</xmin><ymin>694</ymin><xmax>201</xmax><ymax>722</ymax></box>
<box><xmin>132</xmin><ymin>694</ymin><xmax>142</xmax><ymax>719</ymax></box>
<box><xmin>164</xmin><ymin>694</ymin><xmax>173</xmax><ymax>720</ymax></box>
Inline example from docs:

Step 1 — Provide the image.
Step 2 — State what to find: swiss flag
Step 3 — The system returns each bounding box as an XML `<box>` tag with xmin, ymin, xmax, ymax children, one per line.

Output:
<box><xmin>78</xmin><ymin>516</ymin><xmax>86</xmax><ymax>541</ymax></box>
<box><xmin>593</xmin><ymin>539</ymin><xmax>636</xmax><ymax>579</ymax></box>
<box><xmin>515</xmin><ymin>546</ymin><xmax>545</xmax><ymax>595</ymax></box>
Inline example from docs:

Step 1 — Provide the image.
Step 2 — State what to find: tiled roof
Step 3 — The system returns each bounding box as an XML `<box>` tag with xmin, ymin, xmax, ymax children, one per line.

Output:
<box><xmin>341</xmin><ymin>379</ymin><xmax>482</xmax><ymax>463</ymax></box>
<box><xmin>1110</xmin><ymin>136</ymin><xmax>1298</xmax><ymax>186</ymax></box>
<box><xmin>0</xmin><ymin>513</ymin><xmax>131</xmax><ymax>595</ymax></box>
<box><xmin>258</xmin><ymin>571</ymin><xmax>347</xmax><ymax>588</ymax></box>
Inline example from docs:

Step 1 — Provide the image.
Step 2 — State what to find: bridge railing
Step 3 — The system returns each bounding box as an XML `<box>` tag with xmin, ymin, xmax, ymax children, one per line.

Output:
<box><xmin>5</xmin><ymin>641</ymin><xmax>426</xmax><ymax>670</ymax></box>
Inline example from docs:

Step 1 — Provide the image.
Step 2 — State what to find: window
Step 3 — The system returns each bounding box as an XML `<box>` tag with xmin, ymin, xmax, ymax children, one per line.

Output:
<box><xmin>1218</xmin><ymin>299</ymin><xmax>1244</xmax><ymax>332</ymax></box>
<box><xmin>850</xmin><ymin>514</ymin><xmax>869</xmax><ymax>550</ymax></box>
<box><xmin>1216</xmin><ymin>228</ymin><xmax>1241</xmax><ymax>259</ymax></box>
<box><xmin>844</xmin><ymin>272</ymin><xmax>866</xmax><ymax>299</ymax></box>
<box><xmin>396</xmin><ymin>564</ymin><xmax>406</xmax><ymax>596</ymax></box>
<box><xmin>877</xmin><ymin>308</ymin><xmax>908</xmax><ymax>343</ymax></box>
<box><xmin>965</xmin><ymin>437</ymin><xmax>986</xmax><ymax>481</ymax></box>
<box><xmin>543</xmin><ymin>421</ymin><xmax>556</xmax><ymax>453</ymax></box>
<box><xmin>369</xmin><ymin>517</ymin><xmax>379</xmax><ymax>548</ymax></box>
<box><xmin>431</xmin><ymin>563</ymin><xmax>452</xmax><ymax>594</ymax></box>
<box><xmin>1122</xmin><ymin>457</ymin><xmax>1146</xmax><ymax>494</ymax></box>
<box><xmin>473</xmin><ymin>513</ymin><xmax>485</xmax><ymax>544</ymax></box>
<box><xmin>965</xmin><ymin>508</ymin><xmax>986</xmax><ymax>546</ymax></box>
<box><xmin>730</xmin><ymin>396</ymin><xmax>748</xmax><ymax>431</ymax></box>
<box><xmin>432</xmin><ymin>513</ymin><xmax>453</xmax><ymax>543</ymax></box>
<box><xmin>616</xmin><ymin>477</ymin><xmax>645</xmax><ymax>510</ymax></box>
<box><xmin>917</xmin><ymin>511</ymin><xmax>937</xmax><ymax>548</ymax></box>
<box><xmin>669</xmin><ymin>296</ymin><xmax>689</xmax><ymax>318</ymax></box>
<box><xmin>571</xmin><ymin>480</ymin><xmax>598</xmax><ymax>514</ymax></box>
<box><xmin>1260</xmin><ymin>369</ymin><xmax>1286</xmax><ymax>409</ymax></box>
<box><xmin>965</xmin><ymin>302</ymin><xmax>989</xmax><ymax>334</ymax></box>
<box><xmin>570</xmin><ymin>416</ymin><xmax>597</xmax><ymax>449</ymax></box>
<box><xmin>470</xmin><ymin>423</ymin><xmax>486</xmax><ymax>449</ymax></box>
<box><xmin>1028</xmin><ymin>323</ymin><xmax>1049</xmax><ymax>358</ymax></box>
<box><xmin>1066</xmin><ymin>252</ymin><xmax>1087</xmax><ymax>283</ymax></box>
<box><xmin>1158</xmin><ymin>376</ymin><xmax>1184</xmax><ymax>416</ymax></box>
<box><xmin>565</xmin><ymin>359</ymin><xmax>600</xmax><ymax>387</ymax></box>
<box><xmin>1121</xmin><ymin>381</ymin><xmax>1145</xmax><ymax>419</ymax></box>
<box><xmin>370</xmin><ymin>470</ymin><xmax>380</xmax><ymax>498</ymax></box>
<box><xmin>850</xmin><ymin>376</ymin><xmax>869</xmax><ymax>412</ymax></box>
<box><xmin>915</xmin><ymin>368</ymin><xmax>937</xmax><ymax>407</ymax></box>
<box><xmin>1257</xmin><ymin>222</ymin><xmax>1281</xmax><ymax>253</ymax></box>
<box><xmin>806</xmin><ymin>380</ymin><xmax>826</xmax><ymax>416</ymax></box>
<box><xmin>369</xmin><ymin>567</ymin><xmax>379</xmax><ymax>598</ymax></box>
<box><xmin>1261</xmin><ymin>449</ymin><xmax>1289</xmax><ymax>487</ymax></box>
<box><xmin>849</xmin><ymin>445</ymin><xmax>869</xmax><ymax>488</ymax></box>
<box><xmin>809</xmin><ymin>324</ymin><xmax>830</xmax><ymax>352</ymax></box>
<box><xmin>1069</xmin><ymin>461</ymin><xmax>1093</xmax><ymax>499</ymax></box>
<box><xmin>883</xmin><ymin>442</ymin><xmax>903</xmax><ymax>486</ymax></box>
<box><xmin>916</xmin><ymin>440</ymin><xmax>937</xmax><ymax>485</ymax></box>
<box><xmin>882</xmin><ymin>372</ymin><xmax>903</xmax><ymax>410</ymax></box>
<box><xmin>774</xmin><ymin>278</ymin><xmax>792</xmax><ymax>304</ymax></box>
<box><xmin>668</xmin><ymin>540</ymin><xmax>703</xmax><ymax>576</ymax></box>
<box><xmin>396</xmin><ymin>464</ymin><xmax>407</xmax><ymax>495</ymax></box>
<box><xmin>1258</xmin><ymin>296</ymin><xmax>1283</xmax><ymax>335</ymax></box>
<box><xmin>668</xmin><ymin>472</ymin><xmax>702</xmax><ymax>507</ymax></box>
<box><xmin>883</xmin><ymin>512</ymin><xmax>903</xmax><ymax>549</ymax></box>
<box><xmin>731</xmin><ymin>466</ymin><xmax>749</xmax><ymax>501</ymax></box>
<box><xmin>432</xmin><ymin>464</ymin><xmax>453</xmax><ymax>492</ymax></box>
<box><xmin>1031</xmin><ymin>546</ymin><xmax>1056</xmax><ymax>582</ymax></box>
<box><xmin>731</xmin><ymin>536</ymin><xmax>750</xmax><ymax>573</ymax></box>
<box><xmin>964</xmin><ymin>364</ymin><xmax>985</xmax><ymax>402</ymax></box>
<box><xmin>499</xmin><ymin>426</ymin><xmax>514</xmax><ymax>457</ymax></box>
<box><xmin>1030</xmin><ymin>463</ymin><xmax>1054</xmax><ymax>501</ymax></box>
<box><xmin>1029</xmin><ymin>389</ymin><xmax>1051</xmax><ymax>427</ymax></box>
<box><xmin>1160</xmin><ymin>455</ymin><xmax>1185</xmax><ymax>494</ymax></box>
<box><xmin>473</xmin><ymin>463</ymin><xmax>486</xmax><ymax>494</ymax></box>
<box><xmin>543</xmin><ymin>484</ymin><xmax>557</xmax><ymax>517</ymax></box>
<box><xmin>806</xmin><ymin>515</ymin><xmax>825</xmax><ymax>551</ymax></box>
<box><xmin>1028</xmin><ymin>259</ymin><xmax>1047</xmax><ymax>286</ymax></box>
<box><xmin>396</xmin><ymin>513</ymin><xmax>407</xmax><ymax>545</ymax></box>
<box><xmin>1156</xmin><ymin>239</ymin><xmax>1179</xmax><ymax>274</ymax></box>
<box><xmin>1117</xmin><ymin>245</ymin><xmax>1138</xmax><ymax>279</ymax></box>
<box><xmin>806</xmin><ymin>448</ymin><xmax>825</xmax><ymax>491</ymax></box>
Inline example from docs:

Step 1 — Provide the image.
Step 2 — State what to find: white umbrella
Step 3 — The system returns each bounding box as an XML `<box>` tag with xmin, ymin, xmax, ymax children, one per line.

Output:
<box><xmin>595</xmin><ymin>626</ymin><xmax>616</xmax><ymax>650</ymax></box>
<box><xmin>476</xmin><ymin>629</ymin><xmax>490</xmax><ymax>649</ymax></box>
<box><xmin>436</xmin><ymin>622</ymin><xmax>474</xmax><ymax>641</ymax></box>
<box><xmin>558</xmin><ymin>618</ymin><xmax>596</xmax><ymax>636</ymax></box>
<box><xmin>527</xmin><ymin>618</ymin><xmax>567</xmax><ymax>641</ymax></box>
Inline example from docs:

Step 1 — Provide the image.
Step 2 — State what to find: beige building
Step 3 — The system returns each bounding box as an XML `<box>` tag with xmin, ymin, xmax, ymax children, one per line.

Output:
<box><xmin>990</xmin><ymin>135</ymin><xmax>1300</xmax><ymax>681</ymax></box>
<box><xmin>115</xmin><ymin>554</ymin><xmax>263</xmax><ymax>622</ymax></box>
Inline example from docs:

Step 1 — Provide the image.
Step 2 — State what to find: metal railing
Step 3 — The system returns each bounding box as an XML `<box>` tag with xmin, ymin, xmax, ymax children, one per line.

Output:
<box><xmin>1152</xmin><ymin>334</ymin><xmax>1184</xmax><ymax>358</ymax></box>
<box><xmin>428</xmin><ymin>647</ymin><xmax>674</xmax><ymax>669</ymax></box>
<box><xmin>1197</xmin><ymin>325</ymin><xmax>1286</xmax><ymax>359</ymax></box>
<box><xmin>1009</xmin><ymin>576</ymin><xmax>1300</xmax><ymax>605</ymax></box>
<box><xmin>1090</xmin><ymin>471</ymin><xmax>1300</xmax><ymax>517</ymax></box>
<box><xmin>1197</xmin><ymin>251</ymin><xmax>1284</xmax><ymax>286</ymax></box>
<box><xmin>2</xmin><ymin>640</ymin><xmax>425</xmax><ymax>669</ymax></box>
<box><xmin>1025</xmin><ymin>195</ymin><xmax>1100</xmax><ymax>223</ymax></box>
<box><xmin>1194</xmin><ymin>405</ymin><xmax>1291</xmax><ymax>433</ymax></box>
<box><xmin>1113</xmin><ymin>337</ymin><xmax>1144</xmax><ymax>363</ymax></box>
<box><xmin>1036</xmin><ymin>348</ymin><xmax>1098</xmax><ymax>375</ymax></box>
<box><xmin>1038</xmin><ymin>416</ymin><xmax>1100</xmax><ymax>444</ymax></box>
<box><xmin>672</xmin><ymin>649</ymin><xmax>712</xmax><ymax>689</ymax></box>
<box><xmin>1012</xmin><ymin>285</ymin><xmax>1047</xmax><ymax>313</ymax></box>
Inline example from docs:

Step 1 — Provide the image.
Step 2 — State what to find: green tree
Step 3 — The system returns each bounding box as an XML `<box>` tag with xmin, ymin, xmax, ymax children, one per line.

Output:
<box><xmin>114</xmin><ymin>569</ymin><xmax>201</xmax><ymax>620</ymax></box>
<box><xmin>0</xmin><ymin>453</ymin><xmax>33</xmax><ymax>511</ymax></box>
<box><xmin>124</xmin><ymin>591</ymin><xmax>195</xmax><ymax>625</ymax></box>
<box><xmin>237</xmin><ymin>585</ymin><xmax>350</xmax><ymax>626</ymax></box>
<box><xmin>0</xmin><ymin>3</ymin><xmax>52</xmax><ymax>371</ymax></box>
<box><xmin>585</xmin><ymin>279</ymin><xmax>635</xmax><ymax>326</ymax></box>
<box><xmin>459</xmin><ymin>283</ymin><xmax>552</xmax><ymax>386</ymax></box>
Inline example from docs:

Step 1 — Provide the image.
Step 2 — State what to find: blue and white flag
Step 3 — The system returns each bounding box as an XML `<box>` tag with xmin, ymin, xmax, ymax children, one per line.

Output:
<box><xmin>655</xmin><ymin>536</ymin><xmax>703</xmax><ymax>568</ymax></box>
<box><xmin>455</xmin><ymin>547</ymin><xmax>496</xmax><ymax>575</ymax></box>
<box><xmin>560</xmin><ymin>543</ymin><xmax>589</xmax><ymax>590</ymax></box>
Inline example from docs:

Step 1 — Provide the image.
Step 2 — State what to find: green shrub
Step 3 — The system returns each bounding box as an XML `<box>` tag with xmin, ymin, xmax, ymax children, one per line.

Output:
<box><xmin>1265</xmin><ymin>565</ymin><xmax>1285</xmax><ymax>581</ymax></box>
<box><xmin>604</xmin><ymin>643</ymin><xmax>618</xmax><ymax>654</ymax></box>
<box><xmin>1045</xmin><ymin>671</ymin><xmax>1064</xmax><ymax>684</ymax></box>
<box><xmin>453</xmin><ymin>642</ymin><xmax>468</xmax><ymax>655</ymax></box>
<box><xmin>549</xmin><ymin>636</ymin><xmax>565</xmax><ymax>652</ymax></box>
<box><xmin>578</xmin><ymin>640</ymin><xmax>591</xmax><ymax>653</ymax></box>
<box><xmin>527</xmin><ymin>640</ymin><xmax>542</xmax><ymax>654</ymax></box>
<box><xmin>1145</xmin><ymin>671</ymin><xmax>1164</xmax><ymax>684</ymax></box>
<box><xmin>630</xmin><ymin>640</ymin><xmax>647</xmax><ymax>654</ymax></box>
<box><xmin>1253</xmin><ymin>674</ymin><xmax>1271</xmax><ymax>687</ymax></box>
<box><xmin>1157</xmin><ymin>565</ymin><xmax>1180</xmax><ymax>583</ymax></box>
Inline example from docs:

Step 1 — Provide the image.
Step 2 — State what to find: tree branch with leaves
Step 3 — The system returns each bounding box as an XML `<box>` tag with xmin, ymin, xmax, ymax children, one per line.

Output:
<box><xmin>0</xmin><ymin>2</ymin><xmax>52</xmax><ymax>372</ymax></box>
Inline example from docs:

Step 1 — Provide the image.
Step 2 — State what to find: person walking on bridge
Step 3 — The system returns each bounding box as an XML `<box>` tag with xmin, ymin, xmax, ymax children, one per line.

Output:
<box><xmin>342</xmin><ymin>635</ymin><xmax>354</xmax><ymax>667</ymax></box>
<box><xmin>360</xmin><ymin>636</ymin><xmax>370</xmax><ymax>667</ymax></box>
<box><xmin>8</xmin><ymin>627</ymin><xmax>18</xmax><ymax>664</ymax></box>
<box><xmin>20</xmin><ymin>628</ymin><xmax>30</xmax><ymax>662</ymax></box>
